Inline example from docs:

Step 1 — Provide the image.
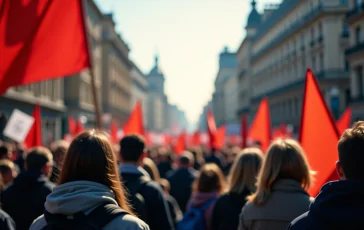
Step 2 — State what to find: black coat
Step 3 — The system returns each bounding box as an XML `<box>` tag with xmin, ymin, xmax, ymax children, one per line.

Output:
<box><xmin>1</xmin><ymin>171</ymin><xmax>54</xmax><ymax>230</ymax></box>
<box><xmin>287</xmin><ymin>180</ymin><xmax>364</xmax><ymax>230</ymax></box>
<box><xmin>121</xmin><ymin>172</ymin><xmax>175</xmax><ymax>230</ymax></box>
<box><xmin>205</xmin><ymin>155</ymin><xmax>222</xmax><ymax>169</ymax></box>
<box><xmin>212</xmin><ymin>190</ymin><xmax>251</xmax><ymax>230</ymax></box>
<box><xmin>167</xmin><ymin>167</ymin><xmax>198</xmax><ymax>213</ymax></box>
<box><xmin>0</xmin><ymin>209</ymin><xmax>15</xmax><ymax>230</ymax></box>
<box><xmin>165</xmin><ymin>194</ymin><xmax>182</xmax><ymax>227</ymax></box>
<box><xmin>157</xmin><ymin>161</ymin><xmax>173</xmax><ymax>179</ymax></box>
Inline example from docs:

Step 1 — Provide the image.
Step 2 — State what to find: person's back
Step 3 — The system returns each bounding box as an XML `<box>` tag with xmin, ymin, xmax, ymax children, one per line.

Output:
<box><xmin>167</xmin><ymin>152</ymin><xmax>198</xmax><ymax>213</ymax></box>
<box><xmin>0</xmin><ymin>209</ymin><xmax>15</xmax><ymax>230</ymax></box>
<box><xmin>288</xmin><ymin>121</ymin><xmax>364</xmax><ymax>230</ymax></box>
<box><xmin>119</xmin><ymin>135</ymin><xmax>174</xmax><ymax>230</ymax></box>
<box><xmin>1</xmin><ymin>147</ymin><xmax>55</xmax><ymax>230</ymax></box>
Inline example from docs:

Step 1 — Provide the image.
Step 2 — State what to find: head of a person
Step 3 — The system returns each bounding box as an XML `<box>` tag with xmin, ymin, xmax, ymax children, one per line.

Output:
<box><xmin>193</xmin><ymin>163</ymin><xmax>226</xmax><ymax>194</ymax></box>
<box><xmin>143</xmin><ymin>157</ymin><xmax>160</xmax><ymax>182</ymax></box>
<box><xmin>0</xmin><ymin>143</ymin><xmax>12</xmax><ymax>160</ymax></box>
<box><xmin>248</xmin><ymin>138</ymin><xmax>312</xmax><ymax>205</ymax></box>
<box><xmin>51</xmin><ymin>140</ymin><xmax>69</xmax><ymax>168</ymax></box>
<box><xmin>228</xmin><ymin>148</ymin><xmax>264</xmax><ymax>194</ymax></box>
<box><xmin>119</xmin><ymin>134</ymin><xmax>146</xmax><ymax>166</ymax></box>
<box><xmin>26</xmin><ymin>146</ymin><xmax>53</xmax><ymax>177</ymax></box>
<box><xmin>178</xmin><ymin>151</ymin><xmax>194</xmax><ymax>168</ymax></box>
<box><xmin>59</xmin><ymin>130</ymin><xmax>132</xmax><ymax>213</ymax></box>
<box><xmin>159</xmin><ymin>178</ymin><xmax>170</xmax><ymax>195</ymax></box>
<box><xmin>0</xmin><ymin>159</ymin><xmax>17</xmax><ymax>185</ymax></box>
<box><xmin>337</xmin><ymin>121</ymin><xmax>364</xmax><ymax>180</ymax></box>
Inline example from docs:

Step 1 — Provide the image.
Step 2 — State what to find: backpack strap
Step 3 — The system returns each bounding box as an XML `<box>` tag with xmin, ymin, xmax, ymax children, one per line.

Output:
<box><xmin>86</xmin><ymin>203</ymin><xmax>129</xmax><ymax>227</ymax></box>
<box><xmin>196</xmin><ymin>197</ymin><xmax>217</xmax><ymax>212</ymax></box>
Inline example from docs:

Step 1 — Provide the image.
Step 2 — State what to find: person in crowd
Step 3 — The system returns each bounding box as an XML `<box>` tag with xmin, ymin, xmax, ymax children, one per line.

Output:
<box><xmin>222</xmin><ymin>147</ymin><xmax>240</xmax><ymax>176</ymax></box>
<box><xmin>49</xmin><ymin>140</ymin><xmax>69</xmax><ymax>183</ymax></box>
<box><xmin>212</xmin><ymin>148</ymin><xmax>263</xmax><ymax>230</ymax></box>
<box><xmin>238</xmin><ymin>139</ymin><xmax>313</xmax><ymax>230</ymax></box>
<box><xmin>1</xmin><ymin>147</ymin><xmax>55</xmax><ymax>230</ymax></box>
<box><xmin>185</xmin><ymin>163</ymin><xmax>225</xmax><ymax>230</ymax></box>
<box><xmin>205</xmin><ymin>148</ymin><xmax>222</xmax><ymax>169</ymax></box>
<box><xmin>30</xmin><ymin>130</ymin><xmax>148</xmax><ymax>230</ymax></box>
<box><xmin>0</xmin><ymin>144</ymin><xmax>12</xmax><ymax>160</ymax></box>
<box><xmin>167</xmin><ymin>151</ymin><xmax>198</xmax><ymax>213</ymax></box>
<box><xmin>190</xmin><ymin>148</ymin><xmax>205</xmax><ymax>171</ymax></box>
<box><xmin>157</xmin><ymin>149</ymin><xmax>174</xmax><ymax>179</ymax></box>
<box><xmin>119</xmin><ymin>134</ymin><xmax>174</xmax><ymax>230</ymax></box>
<box><xmin>0</xmin><ymin>174</ymin><xmax>15</xmax><ymax>230</ymax></box>
<box><xmin>159</xmin><ymin>179</ymin><xmax>183</xmax><ymax>227</ymax></box>
<box><xmin>288</xmin><ymin>121</ymin><xmax>364</xmax><ymax>229</ymax></box>
<box><xmin>143</xmin><ymin>157</ymin><xmax>161</xmax><ymax>182</ymax></box>
<box><xmin>0</xmin><ymin>159</ymin><xmax>17</xmax><ymax>188</ymax></box>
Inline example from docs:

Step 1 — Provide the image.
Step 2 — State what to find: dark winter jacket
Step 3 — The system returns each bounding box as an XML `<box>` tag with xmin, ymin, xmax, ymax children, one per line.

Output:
<box><xmin>165</xmin><ymin>194</ymin><xmax>182</xmax><ymax>227</ymax></box>
<box><xmin>120</xmin><ymin>164</ymin><xmax>175</xmax><ymax>230</ymax></box>
<box><xmin>157</xmin><ymin>161</ymin><xmax>173</xmax><ymax>179</ymax></box>
<box><xmin>1</xmin><ymin>170</ymin><xmax>55</xmax><ymax>230</ymax></box>
<box><xmin>287</xmin><ymin>180</ymin><xmax>364</xmax><ymax>230</ymax></box>
<box><xmin>167</xmin><ymin>167</ymin><xmax>198</xmax><ymax>213</ymax></box>
<box><xmin>212</xmin><ymin>189</ymin><xmax>251</xmax><ymax>230</ymax></box>
<box><xmin>205</xmin><ymin>155</ymin><xmax>222</xmax><ymax>169</ymax></box>
<box><xmin>0</xmin><ymin>209</ymin><xmax>15</xmax><ymax>230</ymax></box>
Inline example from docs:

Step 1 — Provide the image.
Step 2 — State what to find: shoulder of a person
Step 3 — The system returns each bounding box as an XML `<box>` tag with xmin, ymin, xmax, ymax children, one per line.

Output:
<box><xmin>142</xmin><ymin>180</ymin><xmax>163</xmax><ymax>196</ymax></box>
<box><xmin>104</xmin><ymin>214</ymin><xmax>149</xmax><ymax>230</ymax></box>
<box><xmin>287</xmin><ymin>211</ymin><xmax>309</xmax><ymax>230</ymax></box>
<box><xmin>29</xmin><ymin>214</ymin><xmax>46</xmax><ymax>230</ymax></box>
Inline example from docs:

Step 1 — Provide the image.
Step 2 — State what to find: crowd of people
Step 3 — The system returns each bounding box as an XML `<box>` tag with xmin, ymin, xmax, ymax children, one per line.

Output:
<box><xmin>0</xmin><ymin>121</ymin><xmax>364</xmax><ymax>230</ymax></box>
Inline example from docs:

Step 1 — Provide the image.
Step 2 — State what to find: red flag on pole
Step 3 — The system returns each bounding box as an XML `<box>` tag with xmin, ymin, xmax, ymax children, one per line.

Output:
<box><xmin>0</xmin><ymin>0</ymin><xmax>91</xmax><ymax>93</ymax></box>
<box><xmin>299</xmin><ymin>69</ymin><xmax>340</xmax><ymax>196</ymax></box>
<box><xmin>241</xmin><ymin>114</ymin><xmax>248</xmax><ymax>149</ymax></box>
<box><xmin>207</xmin><ymin>109</ymin><xmax>217</xmax><ymax>148</ymax></box>
<box><xmin>336</xmin><ymin>107</ymin><xmax>352</xmax><ymax>135</ymax></box>
<box><xmin>68</xmin><ymin>116</ymin><xmax>76</xmax><ymax>137</ymax></box>
<box><xmin>214</xmin><ymin>125</ymin><xmax>226</xmax><ymax>149</ymax></box>
<box><xmin>248</xmin><ymin>97</ymin><xmax>271</xmax><ymax>151</ymax></box>
<box><xmin>110</xmin><ymin>120</ymin><xmax>118</xmax><ymax>143</ymax></box>
<box><xmin>75</xmin><ymin>120</ymin><xmax>84</xmax><ymax>135</ymax></box>
<box><xmin>124</xmin><ymin>101</ymin><xmax>144</xmax><ymax>136</ymax></box>
<box><xmin>174</xmin><ymin>132</ymin><xmax>186</xmax><ymax>155</ymax></box>
<box><xmin>24</xmin><ymin>104</ymin><xmax>42</xmax><ymax>148</ymax></box>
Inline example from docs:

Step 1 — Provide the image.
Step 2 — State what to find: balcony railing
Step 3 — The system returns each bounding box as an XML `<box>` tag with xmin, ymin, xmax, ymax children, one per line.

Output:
<box><xmin>346</xmin><ymin>3</ymin><xmax>364</xmax><ymax>20</ymax></box>
<box><xmin>346</xmin><ymin>42</ymin><xmax>364</xmax><ymax>56</ymax></box>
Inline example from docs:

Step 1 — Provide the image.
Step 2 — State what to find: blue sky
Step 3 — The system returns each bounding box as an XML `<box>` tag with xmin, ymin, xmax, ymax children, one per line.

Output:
<box><xmin>95</xmin><ymin>0</ymin><xmax>281</xmax><ymax>125</ymax></box>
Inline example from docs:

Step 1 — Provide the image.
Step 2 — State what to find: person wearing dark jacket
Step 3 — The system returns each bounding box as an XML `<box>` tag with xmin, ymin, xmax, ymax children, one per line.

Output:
<box><xmin>205</xmin><ymin>148</ymin><xmax>222</xmax><ymax>169</ymax></box>
<box><xmin>167</xmin><ymin>151</ymin><xmax>198</xmax><ymax>213</ymax></box>
<box><xmin>288</xmin><ymin>121</ymin><xmax>364</xmax><ymax>230</ymax></box>
<box><xmin>49</xmin><ymin>140</ymin><xmax>69</xmax><ymax>183</ymax></box>
<box><xmin>159</xmin><ymin>179</ymin><xmax>183</xmax><ymax>227</ymax></box>
<box><xmin>1</xmin><ymin>147</ymin><xmax>55</xmax><ymax>230</ymax></box>
<box><xmin>119</xmin><ymin>135</ymin><xmax>174</xmax><ymax>230</ymax></box>
<box><xmin>0</xmin><ymin>209</ymin><xmax>15</xmax><ymax>230</ymax></box>
<box><xmin>212</xmin><ymin>148</ymin><xmax>263</xmax><ymax>230</ymax></box>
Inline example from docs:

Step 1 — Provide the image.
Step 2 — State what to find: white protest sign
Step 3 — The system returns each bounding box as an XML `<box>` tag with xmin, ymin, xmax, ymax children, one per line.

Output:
<box><xmin>3</xmin><ymin>109</ymin><xmax>35</xmax><ymax>143</ymax></box>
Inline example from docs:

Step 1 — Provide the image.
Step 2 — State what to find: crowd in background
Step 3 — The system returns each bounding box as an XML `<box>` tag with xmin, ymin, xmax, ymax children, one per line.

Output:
<box><xmin>0</xmin><ymin>122</ymin><xmax>364</xmax><ymax>230</ymax></box>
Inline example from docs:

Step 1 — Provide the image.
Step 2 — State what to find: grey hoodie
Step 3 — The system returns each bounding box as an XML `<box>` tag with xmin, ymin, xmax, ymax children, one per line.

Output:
<box><xmin>30</xmin><ymin>181</ymin><xmax>149</xmax><ymax>230</ymax></box>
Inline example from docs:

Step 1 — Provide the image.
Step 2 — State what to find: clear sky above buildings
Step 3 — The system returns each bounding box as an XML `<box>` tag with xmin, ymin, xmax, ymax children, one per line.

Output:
<box><xmin>95</xmin><ymin>0</ymin><xmax>281</xmax><ymax>125</ymax></box>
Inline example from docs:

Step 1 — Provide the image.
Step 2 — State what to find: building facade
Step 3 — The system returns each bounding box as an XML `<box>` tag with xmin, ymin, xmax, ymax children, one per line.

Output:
<box><xmin>237</xmin><ymin>0</ymin><xmax>351</xmax><ymax>130</ymax></box>
<box><xmin>130</xmin><ymin>62</ymin><xmax>148</xmax><ymax>127</ymax></box>
<box><xmin>100</xmin><ymin>13</ymin><xmax>132</xmax><ymax>127</ymax></box>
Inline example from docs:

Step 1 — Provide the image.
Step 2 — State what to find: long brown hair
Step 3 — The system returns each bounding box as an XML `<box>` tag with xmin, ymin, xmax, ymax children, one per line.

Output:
<box><xmin>143</xmin><ymin>157</ymin><xmax>161</xmax><ymax>182</ymax></box>
<box><xmin>248</xmin><ymin>138</ymin><xmax>312</xmax><ymax>205</ymax></box>
<box><xmin>228</xmin><ymin>148</ymin><xmax>263</xmax><ymax>194</ymax></box>
<box><xmin>58</xmin><ymin>130</ymin><xmax>133</xmax><ymax>214</ymax></box>
<box><xmin>193</xmin><ymin>163</ymin><xmax>226</xmax><ymax>194</ymax></box>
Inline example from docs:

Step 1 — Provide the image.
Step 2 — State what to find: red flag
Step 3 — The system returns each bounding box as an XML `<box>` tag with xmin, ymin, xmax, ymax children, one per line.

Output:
<box><xmin>174</xmin><ymin>132</ymin><xmax>186</xmax><ymax>155</ymax></box>
<box><xmin>68</xmin><ymin>116</ymin><xmax>76</xmax><ymax>137</ymax></box>
<box><xmin>207</xmin><ymin>109</ymin><xmax>217</xmax><ymax>148</ymax></box>
<box><xmin>299</xmin><ymin>69</ymin><xmax>340</xmax><ymax>196</ymax></box>
<box><xmin>248</xmin><ymin>97</ymin><xmax>271</xmax><ymax>151</ymax></box>
<box><xmin>110</xmin><ymin>120</ymin><xmax>118</xmax><ymax>143</ymax></box>
<box><xmin>75</xmin><ymin>120</ymin><xmax>84</xmax><ymax>135</ymax></box>
<box><xmin>272</xmin><ymin>127</ymin><xmax>283</xmax><ymax>140</ymax></box>
<box><xmin>0</xmin><ymin>0</ymin><xmax>91</xmax><ymax>93</ymax></box>
<box><xmin>192</xmin><ymin>131</ymin><xmax>201</xmax><ymax>146</ymax></box>
<box><xmin>214</xmin><ymin>125</ymin><xmax>226</xmax><ymax>149</ymax></box>
<box><xmin>241</xmin><ymin>114</ymin><xmax>248</xmax><ymax>148</ymax></box>
<box><xmin>24</xmin><ymin>104</ymin><xmax>42</xmax><ymax>148</ymax></box>
<box><xmin>336</xmin><ymin>107</ymin><xmax>352</xmax><ymax>135</ymax></box>
<box><xmin>124</xmin><ymin>101</ymin><xmax>144</xmax><ymax>136</ymax></box>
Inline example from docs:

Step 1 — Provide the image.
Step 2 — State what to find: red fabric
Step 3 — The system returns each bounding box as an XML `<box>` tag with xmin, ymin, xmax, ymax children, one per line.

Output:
<box><xmin>207</xmin><ymin>109</ymin><xmax>217</xmax><ymax>148</ymax></box>
<box><xmin>75</xmin><ymin>120</ymin><xmax>84</xmax><ymax>135</ymax></box>
<box><xmin>68</xmin><ymin>116</ymin><xmax>76</xmax><ymax>137</ymax></box>
<box><xmin>241</xmin><ymin>114</ymin><xmax>248</xmax><ymax>148</ymax></box>
<box><xmin>110</xmin><ymin>120</ymin><xmax>118</xmax><ymax>143</ymax></box>
<box><xmin>0</xmin><ymin>0</ymin><xmax>91</xmax><ymax>93</ymax></box>
<box><xmin>336</xmin><ymin>107</ymin><xmax>352</xmax><ymax>136</ymax></box>
<box><xmin>299</xmin><ymin>69</ymin><xmax>340</xmax><ymax>196</ymax></box>
<box><xmin>164</xmin><ymin>135</ymin><xmax>172</xmax><ymax>145</ymax></box>
<box><xmin>214</xmin><ymin>125</ymin><xmax>226</xmax><ymax>149</ymax></box>
<box><xmin>248</xmin><ymin>97</ymin><xmax>271</xmax><ymax>152</ymax></box>
<box><xmin>124</xmin><ymin>101</ymin><xmax>144</xmax><ymax>136</ymax></box>
<box><xmin>174</xmin><ymin>132</ymin><xmax>186</xmax><ymax>155</ymax></box>
<box><xmin>272</xmin><ymin>127</ymin><xmax>283</xmax><ymax>140</ymax></box>
<box><xmin>192</xmin><ymin>131</ymin><xmax>201</xmax><ymax>146</ymax></box>
<box><xmin>24</xmin><ymin>104</ymin><xmax>42</xmax><ymax>148</ymax></box>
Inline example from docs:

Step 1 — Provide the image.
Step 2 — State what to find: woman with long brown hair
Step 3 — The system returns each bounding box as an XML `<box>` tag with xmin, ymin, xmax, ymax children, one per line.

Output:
<box><xmin>238</xmin><ymin>139</ymin><xmax>313</xmax><ymax>230</ymax></box>
<box><xmin>212</xmin><ymin>148</ymin><xmax>263</xmax><ymax>230</ymax></box>
<box><xmin>30</xmin><ymin>130</ymin><xmax>149</xmax><ymax>230</ymax></box>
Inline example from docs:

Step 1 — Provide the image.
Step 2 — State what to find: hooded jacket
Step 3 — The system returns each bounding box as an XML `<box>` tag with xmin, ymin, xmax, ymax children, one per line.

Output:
<box><xmin>30</xmin><ymin>180</ymin><xmax>149</xmax><ymax>230</ymax></box>
<box><xmin>287</xmin><ymin>180</ymin><xmax>364</xmax><ymax>230</ymax></box>
<box><xmin>0</xmin><ymin>170</ymin><xmax>55</xmax><ymax>230</ymax></box>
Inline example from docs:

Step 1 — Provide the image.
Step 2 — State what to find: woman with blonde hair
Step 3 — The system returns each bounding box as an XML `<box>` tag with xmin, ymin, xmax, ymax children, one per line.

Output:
<box><xmin>31</xmin><ymin>130</ymin><xmax>149</xmax><ymax>230</ymax></box>
<box><xmin>212</xmin><ymin>148</ymin><xmax>263</xmax><ymax>230</ymax></box>
<box><xmin>179</xmin><ymin>163</ymin><xmax>225</xmax><ymax>230</ymax></box>
<box><xmin>143</xmin><ymin>157</ymin><xmax>161</xmax><ymax>183</ymax></box>
<box><xmin>238</xmin><ymin>138</ymin><xmax>313</xmax><ymax>230</ymax></box>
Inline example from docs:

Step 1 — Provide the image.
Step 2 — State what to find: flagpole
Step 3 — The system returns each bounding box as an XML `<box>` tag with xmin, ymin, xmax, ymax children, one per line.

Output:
<box><xmin>81</xmin><ymin>0</ymin><xmax>102</xmax><ymax>129</ymax></box>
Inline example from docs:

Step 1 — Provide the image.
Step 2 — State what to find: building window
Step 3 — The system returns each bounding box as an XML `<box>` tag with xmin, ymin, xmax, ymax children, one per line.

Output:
<box><xmin>355</xmin><ymin>26</ymin><xmax>361</xmax><ymax>44</ymax></box>
<box><xmin>318</xmin><ymin>22</ymin><xmax>323</xmax><ymax>37</ymax></box>
<box><xmin>357</xmin><ymin>66</ymin><xmax>363</xmax><ymax>97</ymax></box>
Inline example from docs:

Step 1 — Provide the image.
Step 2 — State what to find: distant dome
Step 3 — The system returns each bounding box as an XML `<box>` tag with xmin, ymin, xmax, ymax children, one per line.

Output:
<box><xmin>246</xmin><ymin>0</ymin><xmax>261</xmax><ymax>28</ymax></box>
<box><xmin>149</xmin><ymin>55</ymin><xmax>164</xmax><ymax>76</ymax></box>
